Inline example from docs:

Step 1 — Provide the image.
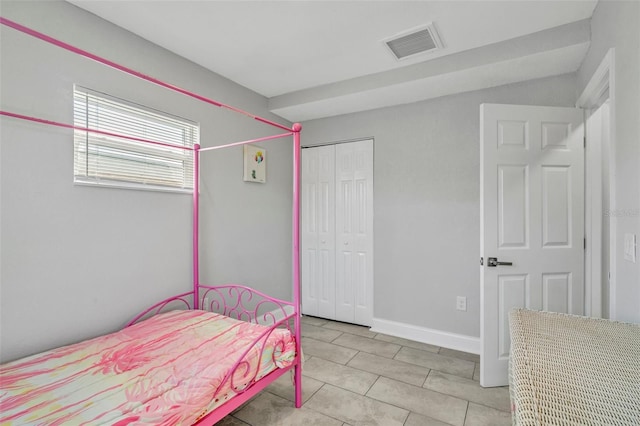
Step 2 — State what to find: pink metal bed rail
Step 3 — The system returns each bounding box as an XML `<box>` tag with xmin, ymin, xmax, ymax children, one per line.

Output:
<box><xmin>125</xmin><ymin>291</ymin><xmax>195</xmax><ymax>327</ymax></box>
<box><xmin>124</xmin><ymin>284</ymin><xmax>298</xmax><ymax>425</ymax></box>
<box><xmin>126</xmin><ymin>285</ymin><xmax>295</xmax><ymax>328</ymax></box>
<box><xmin>212</xmin><ymin>315</ymin><xmax>294</xmax><ymax>397</ymax></box>
<box><xmin>195</xmin><ymin>287</ymin><xmax>298</xmax><ymax>424</ymax></box>
<box><xmin>199</xmin><ymin>284</ymin><xmax>294</xmax><ymax>323</ymax></box>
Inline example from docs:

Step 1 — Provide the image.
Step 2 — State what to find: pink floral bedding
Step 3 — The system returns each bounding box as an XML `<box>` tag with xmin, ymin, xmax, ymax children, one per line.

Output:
<box><xmin>0</xmin><ymin>310</ymin><xmax>295</xmax><ymax>425</ymax></box>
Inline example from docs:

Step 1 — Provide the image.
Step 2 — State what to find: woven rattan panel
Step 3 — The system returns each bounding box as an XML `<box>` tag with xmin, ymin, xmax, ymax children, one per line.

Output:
<box><xmin>509</xmin><ymin>309</ymin><xmax>640</xmax><ymax>425</ymax></box>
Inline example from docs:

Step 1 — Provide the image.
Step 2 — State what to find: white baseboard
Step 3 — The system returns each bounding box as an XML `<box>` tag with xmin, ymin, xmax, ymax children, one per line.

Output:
<box><xmin>370</xmin><ymin>317</ymin><xmax>480</xmax><ymax>355</ymax></box>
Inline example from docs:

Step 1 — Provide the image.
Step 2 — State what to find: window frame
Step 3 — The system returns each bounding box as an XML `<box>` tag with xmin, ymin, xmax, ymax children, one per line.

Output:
<box><xmin>73</xmin><ymin>86</ymin><xmax>199</xmax><ymax>193</ymax></box>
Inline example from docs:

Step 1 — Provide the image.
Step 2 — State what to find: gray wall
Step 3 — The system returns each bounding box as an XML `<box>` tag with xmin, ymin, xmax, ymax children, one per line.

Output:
<box><xmin>577</xmin><ymin>0</ymin><xmax>640</xmax><ymax>323</ymax></box>
<box><xmin>0</xmin><ymin>1</ymin><xmax>292</xmax><ymax>362</ymax></box>
<box><xmin>301</xmin><ymin>74</ymin><xmax>577</xmax><ymax>338</ymax></box>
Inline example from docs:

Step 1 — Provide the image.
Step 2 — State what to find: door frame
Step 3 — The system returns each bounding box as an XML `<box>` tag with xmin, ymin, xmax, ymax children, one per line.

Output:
<box><xmin>302</xmin><ymin>136</ymin><xmax>376</xmax><ymax>149</ymax></box>
<box><xmin>576</xmin><ymin>48</ymin><xmax>616</xmax><ymax>319</ymax></box>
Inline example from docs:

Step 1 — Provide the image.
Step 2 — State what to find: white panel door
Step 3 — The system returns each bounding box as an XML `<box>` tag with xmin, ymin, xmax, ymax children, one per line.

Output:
<box><xmin>302</xmin><ymin>145</ymin><xmax>335</xmax><ymax>318</ymax></box>
<box><xmin>335</xmin><ymin>140</ymin><xmax>374</xmax><ymax>325</ymax></box>
<box><xmin>480</xmin><ymin>104</ymin><xmax>584</xmax><ymax>387</ymax></box>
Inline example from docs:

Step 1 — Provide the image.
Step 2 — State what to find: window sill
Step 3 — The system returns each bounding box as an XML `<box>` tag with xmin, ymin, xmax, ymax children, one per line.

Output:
<box><xmin>74</xmin><ymin>178</ymin><xmax>193</xmax><ymax>194</ymax></box>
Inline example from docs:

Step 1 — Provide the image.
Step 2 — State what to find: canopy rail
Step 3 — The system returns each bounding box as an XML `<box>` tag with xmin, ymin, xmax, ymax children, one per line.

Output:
<box><xmin>199</xmin><ymin>132</ymin><xmax>294</xmax><ymax>152</ymax></box>
<box><xmin>0</xmin><ymin>17</ymin><xmax>292</xmax><ymax>132</ymax></box>
<box><xmin>0</xmin><ymin>110</ymin><xmax>194</xmax><ymax>151</ymax></box>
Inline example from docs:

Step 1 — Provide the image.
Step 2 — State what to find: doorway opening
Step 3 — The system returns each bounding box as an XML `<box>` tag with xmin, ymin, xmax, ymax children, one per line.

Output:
<box><xmin>584</xmin><ymin>100</ymin><xmax>612</xmax><ymax>318</ymax></box>
<box><xmin>578</xmin><ymin>48</ymin><xmax>616</xmax><ymax>319</ymax></box>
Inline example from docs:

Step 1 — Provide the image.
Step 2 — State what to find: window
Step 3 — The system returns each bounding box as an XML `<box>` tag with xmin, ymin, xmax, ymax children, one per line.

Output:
<box><xmin>73</xmin><ymin>86</ymin><xmax>199</xmax><ymax>192</ymax></box>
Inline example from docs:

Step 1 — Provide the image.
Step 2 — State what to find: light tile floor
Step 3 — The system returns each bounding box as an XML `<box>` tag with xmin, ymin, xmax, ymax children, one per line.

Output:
<box><xmin>219</xmin><ymin>316</ymin><xmax>511</xmax><ymax>426</ymax></box>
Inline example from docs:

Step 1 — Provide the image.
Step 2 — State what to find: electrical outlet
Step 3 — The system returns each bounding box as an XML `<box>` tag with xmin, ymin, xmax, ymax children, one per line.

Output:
<box><xmin>456</xmin><ymin>296</ymin><xmax>467</xmax><ymax>311</ymax></box>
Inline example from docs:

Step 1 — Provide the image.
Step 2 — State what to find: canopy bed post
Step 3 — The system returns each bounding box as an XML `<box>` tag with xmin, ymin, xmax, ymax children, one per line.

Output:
<box><xmin>292</xmin><ymin>123</ymin><xmax>302</xmax><ymax>408</ymax></box>
<box><xmin>193</xmin><ymin>143</ymin><xmax>201</xmax><ymax>310</ymax></box>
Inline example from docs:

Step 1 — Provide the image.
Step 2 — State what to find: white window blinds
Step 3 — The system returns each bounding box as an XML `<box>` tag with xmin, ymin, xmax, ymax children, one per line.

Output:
<box><xmin>73</xmin><ymin>86</ymin><xmax>199</xmax><ymax>192</ymax></box>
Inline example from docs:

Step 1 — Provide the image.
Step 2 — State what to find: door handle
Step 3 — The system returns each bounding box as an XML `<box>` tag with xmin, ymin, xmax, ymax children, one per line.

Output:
<box><xmin>487</xmin><ymin>257</ymin><xmax>512</xmax><ymax>267</ymax></box>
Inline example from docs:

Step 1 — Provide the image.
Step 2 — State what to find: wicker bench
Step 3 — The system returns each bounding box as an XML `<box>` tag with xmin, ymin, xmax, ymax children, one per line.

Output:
<box><xmin>509</xmin><ymin>309</ymin><xmax>640</xmax><ymax>425</ymax></box>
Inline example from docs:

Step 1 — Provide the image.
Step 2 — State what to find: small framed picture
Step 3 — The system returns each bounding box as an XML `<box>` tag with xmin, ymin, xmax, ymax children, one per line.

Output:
<box><xmin>243</xmin><ymin>144</ymin><xmax>266</xmax><ymax>183</ymax></box>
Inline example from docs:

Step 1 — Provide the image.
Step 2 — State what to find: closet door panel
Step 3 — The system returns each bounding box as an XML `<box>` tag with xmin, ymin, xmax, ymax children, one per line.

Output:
<box><xmin>352</xmin><ymin>142</ymin><xmax>374</xmax><ymax>325</ymax></box>
<box><xmin>317</xmin><ymin>145</ymin><xmax>336</xmax><ymax>319</ymax></box>
<box><xmin>301</xmin><ymin>148</ymin><xmax>319</xmax><ymax>316</ymax></box>
<box><xmin>336</xmin><ymin>159</ymin><xmax>355</xmax><ymax>322</ymax></box>
<box><xmin>336</xmin><ymin>141</ymin><xmax>373</xmax><ymax>324</ymax></box>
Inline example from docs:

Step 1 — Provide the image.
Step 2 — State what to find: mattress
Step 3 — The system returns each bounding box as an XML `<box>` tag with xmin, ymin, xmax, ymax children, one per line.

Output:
<box><xmin>509</xmin><ymin>309</ymin><xmax>640</xmax><ymax>425</ymax></box>
<box><xmin>0</xmin><ymin>310</ymin><xmax>296</xmax><ymax>425</ymax></box>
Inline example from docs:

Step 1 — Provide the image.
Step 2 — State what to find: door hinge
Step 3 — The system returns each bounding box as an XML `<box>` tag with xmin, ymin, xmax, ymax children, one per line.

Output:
<box><xmin>584</xmin><ymin>237</ymin><xmax>586</xmax><ymax>250</ymax></box>
<box><xmin>584</xmin><ymin>136</ymin><xmax>586</xmax><ymax>148</ymax></box>
<box><xmin>480</xmin><ymin>257</ymin><xmax>484</xmax><ymax>266</ymax></box>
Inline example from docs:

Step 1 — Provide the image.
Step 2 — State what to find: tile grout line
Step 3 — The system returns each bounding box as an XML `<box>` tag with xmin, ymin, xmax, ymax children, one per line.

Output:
<box><xmin>238</xmin><ymin>319</ymin><xmax>506</xmax><ymax>425</ymax></box>
<box><xmin>418</xmin><ymin>378</ymin><xmax>512</xmax><ymax>414</ymax></box>
<box><xmin>302</xmin><ymin>356</ymin><xmax>378</xmax><ymax>396</ymax></box>
<box><xmin>400</xmin><ymin>409</ymin><xmax>411</xmax><ymax>426</ymax></box>
<box><xmin>301</xmin><ymin>389</ymin><xmax>350</xmax><ymax>426</ymax></box>
<box><xmin>298</xmin><ymin>375</ymin><xmax>324</xmax><ymax>405</ymax></box>
<box><xmin>345</xmin><ymin>350</ymin><xmax>430</xmax><ymax>387</ymax></box>
<box><xmin>363</xmin><ymin>384</ymin><xmax>456</xmax><ymax>425</ymax></box>
<box><xmin>329</xmin><ymin>331</ymin><xmax>344</xmax><ymax>343</ymax></box>
<box><xmin>360</xmin><ymin>379</ymin><xmax>422</xmax><ymax>421</ymax></box>
<box><xmin>343</xmin><ymin>346</ymin><xmax>359</xmax><ymax>365</ymax></box>
<box><xmin>421</xmin><ymin>367</ymin><xmax>432</xmax><ymax>387</ymax></box>
<box><xmin>300</xmin><ymin>336</ymin><xmax>355</xmax><ymax>365</ymax></box>
<box><xmin>389</xmin><ymin>344</ymin><xmax>401</xmax><ymax>359</ymax></box>
<box><xmin>328</xmin><ymin>329</ymin><xmax>378</xmax><ymax>340</ymax></box>
<box><xmin>302</xmin><ymin>319</ymin><xmax>511</xmax><ymax>422</ymax></box>
<box><xmin>416</xmin><ymin>384</ymin><xmax>507</xmax><ymax>412</ymax></box>
<box><xmin>360</xmin><ymin>363</ymin><xmax>500</xmax><ymax>422</ymax></box>
<box><xmin>391</xmin><ymin>360</ymin><xmax>475</xmax><ymax>380</ymax></box>
<box><xmin>369</xmin><ymin>373</ymin><xmax>470</xmax><ymax>406</ymax></box>
<box><xmin>320</xmin><ymin>324</ymin><xmax>379</xmax><ymax>340</ymax></box>
<box><xmin>393</xmin><ymin>347</ymin><xmax>476</xmax><ymax>379</ymax></box>
<box><xmin>270</xmin><ymin>383</ymin><xmax>349</xmax><ymax>426</ymax></box>
<box><xmin>465</xmin><ymin>400</ymin><xmax>512</xmax><ymax>414</ymax></box>
<box><xmin>315</xmin><ymin>380</ymin><xmax>414</xmax><ymax>425</ymax></box>
<box><xmin>318</xmin><ymin>336</ymin><xmax>478</xmax><ymax>383</ymax></box>
<box><xmin>309</xmin><ymin>317</ymin><xmax>478</xmax><ymax>361</ymax></box>
<box><xmin>326</xmin><ymin>332</ymin><xmax>403</xmax><ymax>359</ymax></box>
<box><xmin>361</xmin><ymin>359</ymin><xmax>381</xmax><ymax>396</ymax></box>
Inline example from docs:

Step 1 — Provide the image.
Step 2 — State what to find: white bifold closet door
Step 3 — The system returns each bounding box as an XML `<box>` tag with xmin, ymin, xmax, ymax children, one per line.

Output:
<box><xmin>302</xmin><ymin>139</ymin><xmax>373</xmax><ymax>326</ymax></box>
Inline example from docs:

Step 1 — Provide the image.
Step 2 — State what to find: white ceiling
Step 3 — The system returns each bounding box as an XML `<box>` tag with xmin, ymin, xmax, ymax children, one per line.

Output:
<box><xmin>68</xmin><ymin>0</ymin><xmax>598</xmax><ymax>122</ymax></box>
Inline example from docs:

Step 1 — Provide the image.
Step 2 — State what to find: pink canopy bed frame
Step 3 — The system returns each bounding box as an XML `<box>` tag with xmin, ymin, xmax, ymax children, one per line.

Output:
<box><xmin>0</xmin><ymin>17</ymin><xmax>302</xmax><ymax>425</ymax></box>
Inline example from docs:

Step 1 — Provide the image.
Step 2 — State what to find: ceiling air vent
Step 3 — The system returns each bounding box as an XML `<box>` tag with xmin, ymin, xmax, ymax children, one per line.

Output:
<box><xmin>384</xmin><ymin>23</ymin><xmax>443</xmax><ymax>60</ymax></box>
